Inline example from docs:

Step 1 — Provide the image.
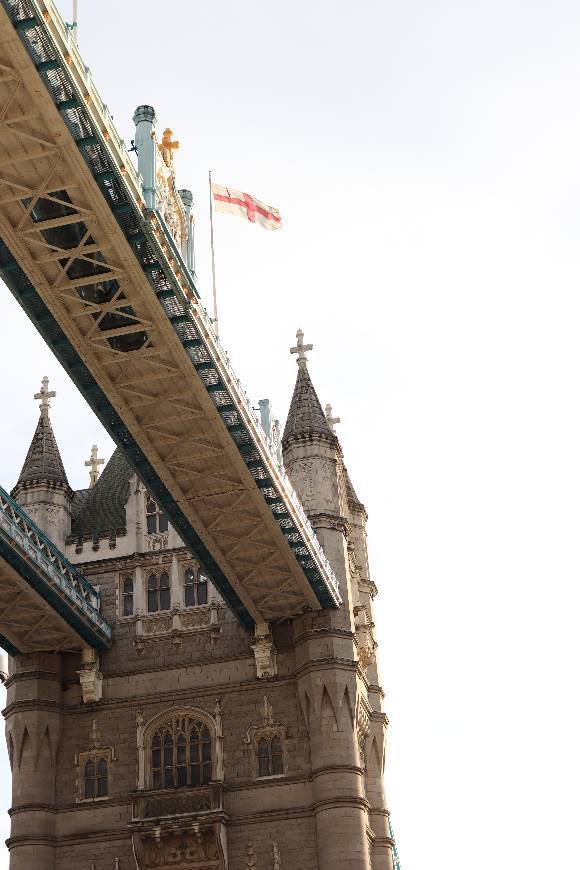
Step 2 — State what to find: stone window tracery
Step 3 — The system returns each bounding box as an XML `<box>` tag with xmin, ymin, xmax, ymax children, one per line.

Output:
<box><xmin>257</xmin><ymin>734</ymin><xmax>284</xmax><ymax>777</ymax></box>
<box><xmin>76</xmin><ymin>720</ymin><xmax>113</xmax><ymax>802</ymax></box>
<box><xmin>83</xmin><ymin>755</ymin><xmax>108</xmax><ymax>798</ymax></box>
<box><xmin>184</xmin><ymin>565</ymin><xmax>208</xmax><ymax>607</ymax></box>
<box><xmin>149</xmin><ymin>713</ymin><xmax>213</xmax><ymax>789</ymax></box>
<box><xmin>245</xmin><ymin>697</ymin><xmax>286</xmax><ymax>780</ymax></box>
<box><xmin>147</xmin><ymin>570</ymin><xmax>170</xmax><ymax>613</ymax></box>
<box><xmin>145</xmin><ymin>494</ymin><xmax>169</xmax><ymax>535</ymax></box>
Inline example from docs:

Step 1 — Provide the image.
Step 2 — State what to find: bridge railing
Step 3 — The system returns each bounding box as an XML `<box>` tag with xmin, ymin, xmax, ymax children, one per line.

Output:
<box><xmin>0</xmin><ymin>485</ymin><xmax>112</xmax><ymax>642</ymax></box>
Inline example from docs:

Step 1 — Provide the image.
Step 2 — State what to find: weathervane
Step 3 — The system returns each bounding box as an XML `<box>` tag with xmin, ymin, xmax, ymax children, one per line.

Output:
<box><xmin>34</xmin><ymin>376</ymin><xmax>55</xmax><ymax>419</ymax></box>
<box><xmin>290</xmin><ymin>328</ymin><xmax>313</xmax><ymax>370</ymax></box>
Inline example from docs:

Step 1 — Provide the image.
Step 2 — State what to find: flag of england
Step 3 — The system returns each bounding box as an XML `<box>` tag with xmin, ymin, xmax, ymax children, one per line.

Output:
<box><xmin>211</xmin><ymin>183</ymin><xmax>282</xmax><ymax>230</ymax></box>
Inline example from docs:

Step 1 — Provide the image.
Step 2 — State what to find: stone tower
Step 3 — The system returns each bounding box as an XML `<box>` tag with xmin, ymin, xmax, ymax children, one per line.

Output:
<box><xmin>2</xmin><ymin>343</ymin><xmax>395</xmax><ymax>870</ymax></box>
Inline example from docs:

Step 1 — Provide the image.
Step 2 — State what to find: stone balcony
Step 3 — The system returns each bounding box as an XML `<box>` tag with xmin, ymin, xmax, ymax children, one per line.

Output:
<box><xmin>134</xmin><ymin>602</ymin><xmax>221</xmax><ymax>652</ymax></box>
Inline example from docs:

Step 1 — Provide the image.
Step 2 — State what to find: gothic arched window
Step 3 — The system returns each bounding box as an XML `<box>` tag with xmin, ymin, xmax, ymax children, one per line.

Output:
<box><xmin>150</xmin><ymin>714</ymin><xmax>213</xmax><ymax>789</ymax></box>
<box><xmin>147</xmin><ymin>571</ymin><xmax>170</xmax><ymax>613</ymax></box>
<box><xmin>146</xmin><ymin>495</ymin><xmax>169</xmax><ymax>535</ymax></box>
<box><xmin>256</xmin><ymin>734</ymin><xmax>284</xmax><ymax>778</ymax></box>
<box><xmin>83</xmin><ymin>756</ymin><xmax>108</xmax><ymax>798</ymax></box>
<box><xmin>184</xmin><ymin>566</ymin><xmax>208</xmax><ymax>607</ymax></box>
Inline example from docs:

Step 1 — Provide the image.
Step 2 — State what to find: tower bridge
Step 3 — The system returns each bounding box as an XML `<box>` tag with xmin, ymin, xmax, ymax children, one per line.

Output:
<box><xmin>0</xmin><ymin>0</ymin><xmax>340</xmax><ymax>633</ymax></box>
<box><xmin>0</xmin><ymin>3</ymin><xmax>400</xmax><ymax>869</ymax></box>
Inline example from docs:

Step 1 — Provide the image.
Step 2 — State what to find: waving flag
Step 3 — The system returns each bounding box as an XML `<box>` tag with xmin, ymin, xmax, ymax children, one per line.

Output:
<box><xmin>211</xmin><ymin>182</ymin><xmax>282</xmax><ymax>231</ymax></box>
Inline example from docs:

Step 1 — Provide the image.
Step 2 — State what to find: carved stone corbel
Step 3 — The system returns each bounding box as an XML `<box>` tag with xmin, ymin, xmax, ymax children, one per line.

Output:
<box><xmin>251</xmin><ymin>624</ymin><xmax>277</xmax><ymax>679</ymax></box>
<box><xmin>78</xmin><ymin>646</ymin><xmax>103</xmax><ymax>703</ymax></box>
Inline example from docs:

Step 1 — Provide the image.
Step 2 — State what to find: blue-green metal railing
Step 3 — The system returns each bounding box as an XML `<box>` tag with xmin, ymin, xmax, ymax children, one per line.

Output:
<box><xmin>0</xmin><ymin>484</ymin><xmax>112</xmax><ymax>652</ymax></box>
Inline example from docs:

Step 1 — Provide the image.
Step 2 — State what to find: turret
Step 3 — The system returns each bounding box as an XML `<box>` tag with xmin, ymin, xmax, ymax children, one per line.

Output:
<box><xmin>133</xmin><ymin>104</ymin><xmax>157</xmax><ymax>210</ymax></box>
<box><xmin>11</xmin><ymin>377</ymin><xmax>72</xmax><ymax>549</ymax></box>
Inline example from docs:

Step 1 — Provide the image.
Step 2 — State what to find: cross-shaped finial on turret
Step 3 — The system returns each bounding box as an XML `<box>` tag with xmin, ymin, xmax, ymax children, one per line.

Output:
<box><xmin>34</xmin><ymin>376</ymin><xmax>55</xmax><ymax>419</ymax></box>
<box><xmin>325</xmin><ymin>403</ymin><xmax>341</xmax><ymax>432</ymax></box>
<box><xmin>290</xmin><ymin>328</ymin><xmax>313</xmax><ymax>370</ymax></box>
<box><xmin>85</xmin><ymin>445</ymin><xmax>104</xmax><ymax>488</ymax></box>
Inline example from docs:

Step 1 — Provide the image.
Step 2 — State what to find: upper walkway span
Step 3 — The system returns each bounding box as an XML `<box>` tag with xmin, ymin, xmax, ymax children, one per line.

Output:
<box><xmin>0</xmin><ymin>483</ymin><xmax>111</xmax><ymax>654</ymax></box>
<box><xmin>0</xmin><ymin>0</ymin><xmax>341</xmax><ymax>630</ymax></box>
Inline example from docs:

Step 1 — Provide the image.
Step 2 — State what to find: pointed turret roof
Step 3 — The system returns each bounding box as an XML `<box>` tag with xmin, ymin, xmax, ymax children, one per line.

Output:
<box><xmin>13</xmin><ymin>377</ymin><xmax>70</xmax><ymax>492</ymax></box>
<box><xmin>282</xmin><ymin>364</ymin><xmax>338</xmax><ymax>445</ymax></box>
<box><xmin>344</xmin><ymin>465</ymin><xmax>366</xmax><ymax>515</ymax></box>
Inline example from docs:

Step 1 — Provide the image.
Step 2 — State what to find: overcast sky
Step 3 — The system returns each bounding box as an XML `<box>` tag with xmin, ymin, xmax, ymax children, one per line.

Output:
<box><xmin>2</xmin><ymin>1</ymin><xmax>580</xmax><ymax>868</ymax></box>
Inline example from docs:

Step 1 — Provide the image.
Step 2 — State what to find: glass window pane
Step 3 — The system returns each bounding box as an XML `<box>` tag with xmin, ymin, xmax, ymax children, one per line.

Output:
<box><xmin>164</xmin><ymin>767</ymin><xmax>174</xmax><ymax>788</ymax></box>
<box><xmin>152</xmin><ymin>769</ymin><xmax>162</xmax><ymax>789</ymax></box>
<box><xmin>185</xmin><ymin>584</ymin><xmax>195</xmax><ymax>607</ymax></box>
<box><xmin>177</xmin><ymin>765</ymin><xmax>187</xmax><ymax>786</ymax></box>
<box><xmin>159</xmin><ymin>513</ymin><xmax>168</xmax><ymax>533</ymax></box>
<box><xmin>148</xmin><ymin>574</ymin><xmax>158</xmax><ymax>590</ymax></box>
<box><xmin>197</xmin><ymin>578</ymin><xmax>208</xmax><ymax>605</ymax></box>
<box><xmin>147</xmin><ymin>514</ymin><xmax>157</xmax><ymax>534</ymax></box>
<box><xmin>202</xmin><ymin>761</ymin><xmax>212</xmax><ymax>784</ymax></box>
<box><xmin>258</xmin><ymin>754</ymin><xmax>270</xmax><ymax>777</ymax></box>
<box><xmin>152</xmin><ymin>748</ymin><xmax>161</xmax><ymax>768</ymax></box>
<box><xmin>159</xmin><ymin>588</ymin><xmax>170</xmax><ymax>611</ymax></box>
<box><xmin>123</xmin><ymin>578</ymin><xmax>133</xmax><ymax>594</ymax></box>
<box><xmin>146</xmin><ymin>498</ymin><xmax>157</xmax><ymax>514</ymax></box>
<box><xmin>190</xmin><ymin>763</ymin><xmax>200</xmax><ymax>786</ymax></box>
<box><xmin>160</xmin><ymin>572</ymin><xmax>170</xmax><ymax>589</ymax></box>
<box><xmin>147</xmin><ymin>590</ymin><xmax>158</xmax><ymax>613</ymax></box>
<box><xmin>177</xmin><ymin>736</ymin><xmax>186</xmax><ymax>765</ymax></box>
<box><xmin>123</xmin><ymin>592</ymin><xmax>133</xmax><ymax>616</ymax></box>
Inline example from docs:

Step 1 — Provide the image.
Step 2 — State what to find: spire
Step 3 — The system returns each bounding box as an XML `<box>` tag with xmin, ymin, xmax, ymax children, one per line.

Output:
<box><xmin>13</xmin><ymin>377</ymin><xmax>70</xmax><ymax>491</ymax></box>
<box><xmin>283</xmin><ymin>329</ymin><xmax>338</xmax><ymax>446</ymax></box>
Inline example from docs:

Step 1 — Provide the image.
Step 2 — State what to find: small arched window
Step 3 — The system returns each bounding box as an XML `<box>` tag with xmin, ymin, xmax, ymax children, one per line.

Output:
<box><xmin>256</xmin><ymin>734</ymin><xmax>284</xmax><ymax>778</ymax></box>
<box><xmin>146</xmin><ymin>496</ymin><xmax>169</xmax><ymax>535</ymax></box>
<box><xmin>122</xmin><ymin>575</ymin><xmax>134</xmax><ymax>616</ymax></box>
<box><xmin>184</xmin><ymin>566</ymin><xmax>208</xmax><ymax>607</ymax></box>
<box><xmin>147</xmin><ymin>571</ymin><xmax>170</xmax><ymax>613</ymax></box>
<box><xmin>150</xmin><ymin>714</ymin><xmax>213</xmax><ymax>789</ymax></box>
<box><xmin>84</xmin><ymin>756</ymin><xmax>108</xmax><ymax>798</ymax></box>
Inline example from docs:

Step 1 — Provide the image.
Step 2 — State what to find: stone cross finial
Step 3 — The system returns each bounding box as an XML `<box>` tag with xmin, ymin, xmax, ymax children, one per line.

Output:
<box><xmin>290</xmin><ymin>328</ymin><xmax>313</xmax><ymax>370</ymax></box>
<box><xmin>34</xmin><ymin>375</ymin><xmax>55</xmax><ymax>419</ymax></box>
<box><xmin>325</xmin><ymin>403</ymin><xmax>341</xmax><ymax>432</ymax></box>
<box><xmin>85</xmin><ymin>445</ymin><xmax>104</xmax><ymax>488</ymax></box>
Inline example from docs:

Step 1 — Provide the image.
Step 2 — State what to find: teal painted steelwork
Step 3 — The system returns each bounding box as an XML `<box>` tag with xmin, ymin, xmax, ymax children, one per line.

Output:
<box><xmin>0</xmin><ymin>0</ymin><xmax>342</xmax><ymax>626</ymax></box>
<box><xmin>0</xmin><ymin>484</ymin><xmax>112</xmax><ymax>653</ymax></box>
<box><xmin>388</xmin><ymin>817</ymin><xmax>402</xmax><ymax>870</ymax></box>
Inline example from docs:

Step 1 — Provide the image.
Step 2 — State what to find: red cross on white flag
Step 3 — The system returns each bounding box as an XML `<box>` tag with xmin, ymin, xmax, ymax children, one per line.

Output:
<box><xmin>211</xmin><ymin>182</ymin><xmax>282</xmax><ymax>230</ymax></box>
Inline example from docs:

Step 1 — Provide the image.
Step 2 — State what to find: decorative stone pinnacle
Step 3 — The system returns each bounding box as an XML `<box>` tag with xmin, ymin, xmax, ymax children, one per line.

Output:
<box><xmin>34</xmin><ymin>375</ymin><xmax>55</xmax><ymax>419</ymax></box>
<box><xmin>290</xmin><ymin>328</ymin><xmax>313</xmax><ymax>369</ymax></box>
<box><xmin>325</xmin><ymin>403</ymin><xmax>341</xmax><ymax>432</ymax></box>
<box><xmin>85</xmin><ymin>444</ymin><xmax>104</xmax><ymax>488</ymax></box>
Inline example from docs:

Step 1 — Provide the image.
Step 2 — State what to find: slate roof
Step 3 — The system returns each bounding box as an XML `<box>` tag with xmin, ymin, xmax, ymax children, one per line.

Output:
<box><xmin>71</xmin><ymin>448</ymin><xmax>133</xmax><ymax>538</ymax></box>
<box><xmin>282</xmin><ymin>365</ymin><xmax>338</xmax><ymax>446</ymax></box>
<box><xmin>13</xmin><ymin>413</ymin><xmax>70</xmax><ymax>492</ymax></box>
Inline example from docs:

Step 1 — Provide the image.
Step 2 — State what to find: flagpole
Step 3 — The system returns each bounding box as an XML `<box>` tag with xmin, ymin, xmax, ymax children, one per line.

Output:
<box><xmin>209</xmin><ymin>170</ymin><xmax>219</xmax><ymax>336</ymax></box>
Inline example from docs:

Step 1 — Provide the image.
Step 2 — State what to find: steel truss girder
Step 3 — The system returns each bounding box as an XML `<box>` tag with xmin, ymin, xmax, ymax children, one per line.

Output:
<box><xmin>0</xmin><ymin>7</ymin><xmax>322</xmax><ymax>626</ymax></box>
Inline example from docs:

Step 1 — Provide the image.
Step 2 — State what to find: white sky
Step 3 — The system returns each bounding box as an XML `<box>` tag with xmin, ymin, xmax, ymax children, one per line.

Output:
<box><xmin>1</xmin><ymin>1</ymin><xmax>580</xmax><ymax>868</ymax></box>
